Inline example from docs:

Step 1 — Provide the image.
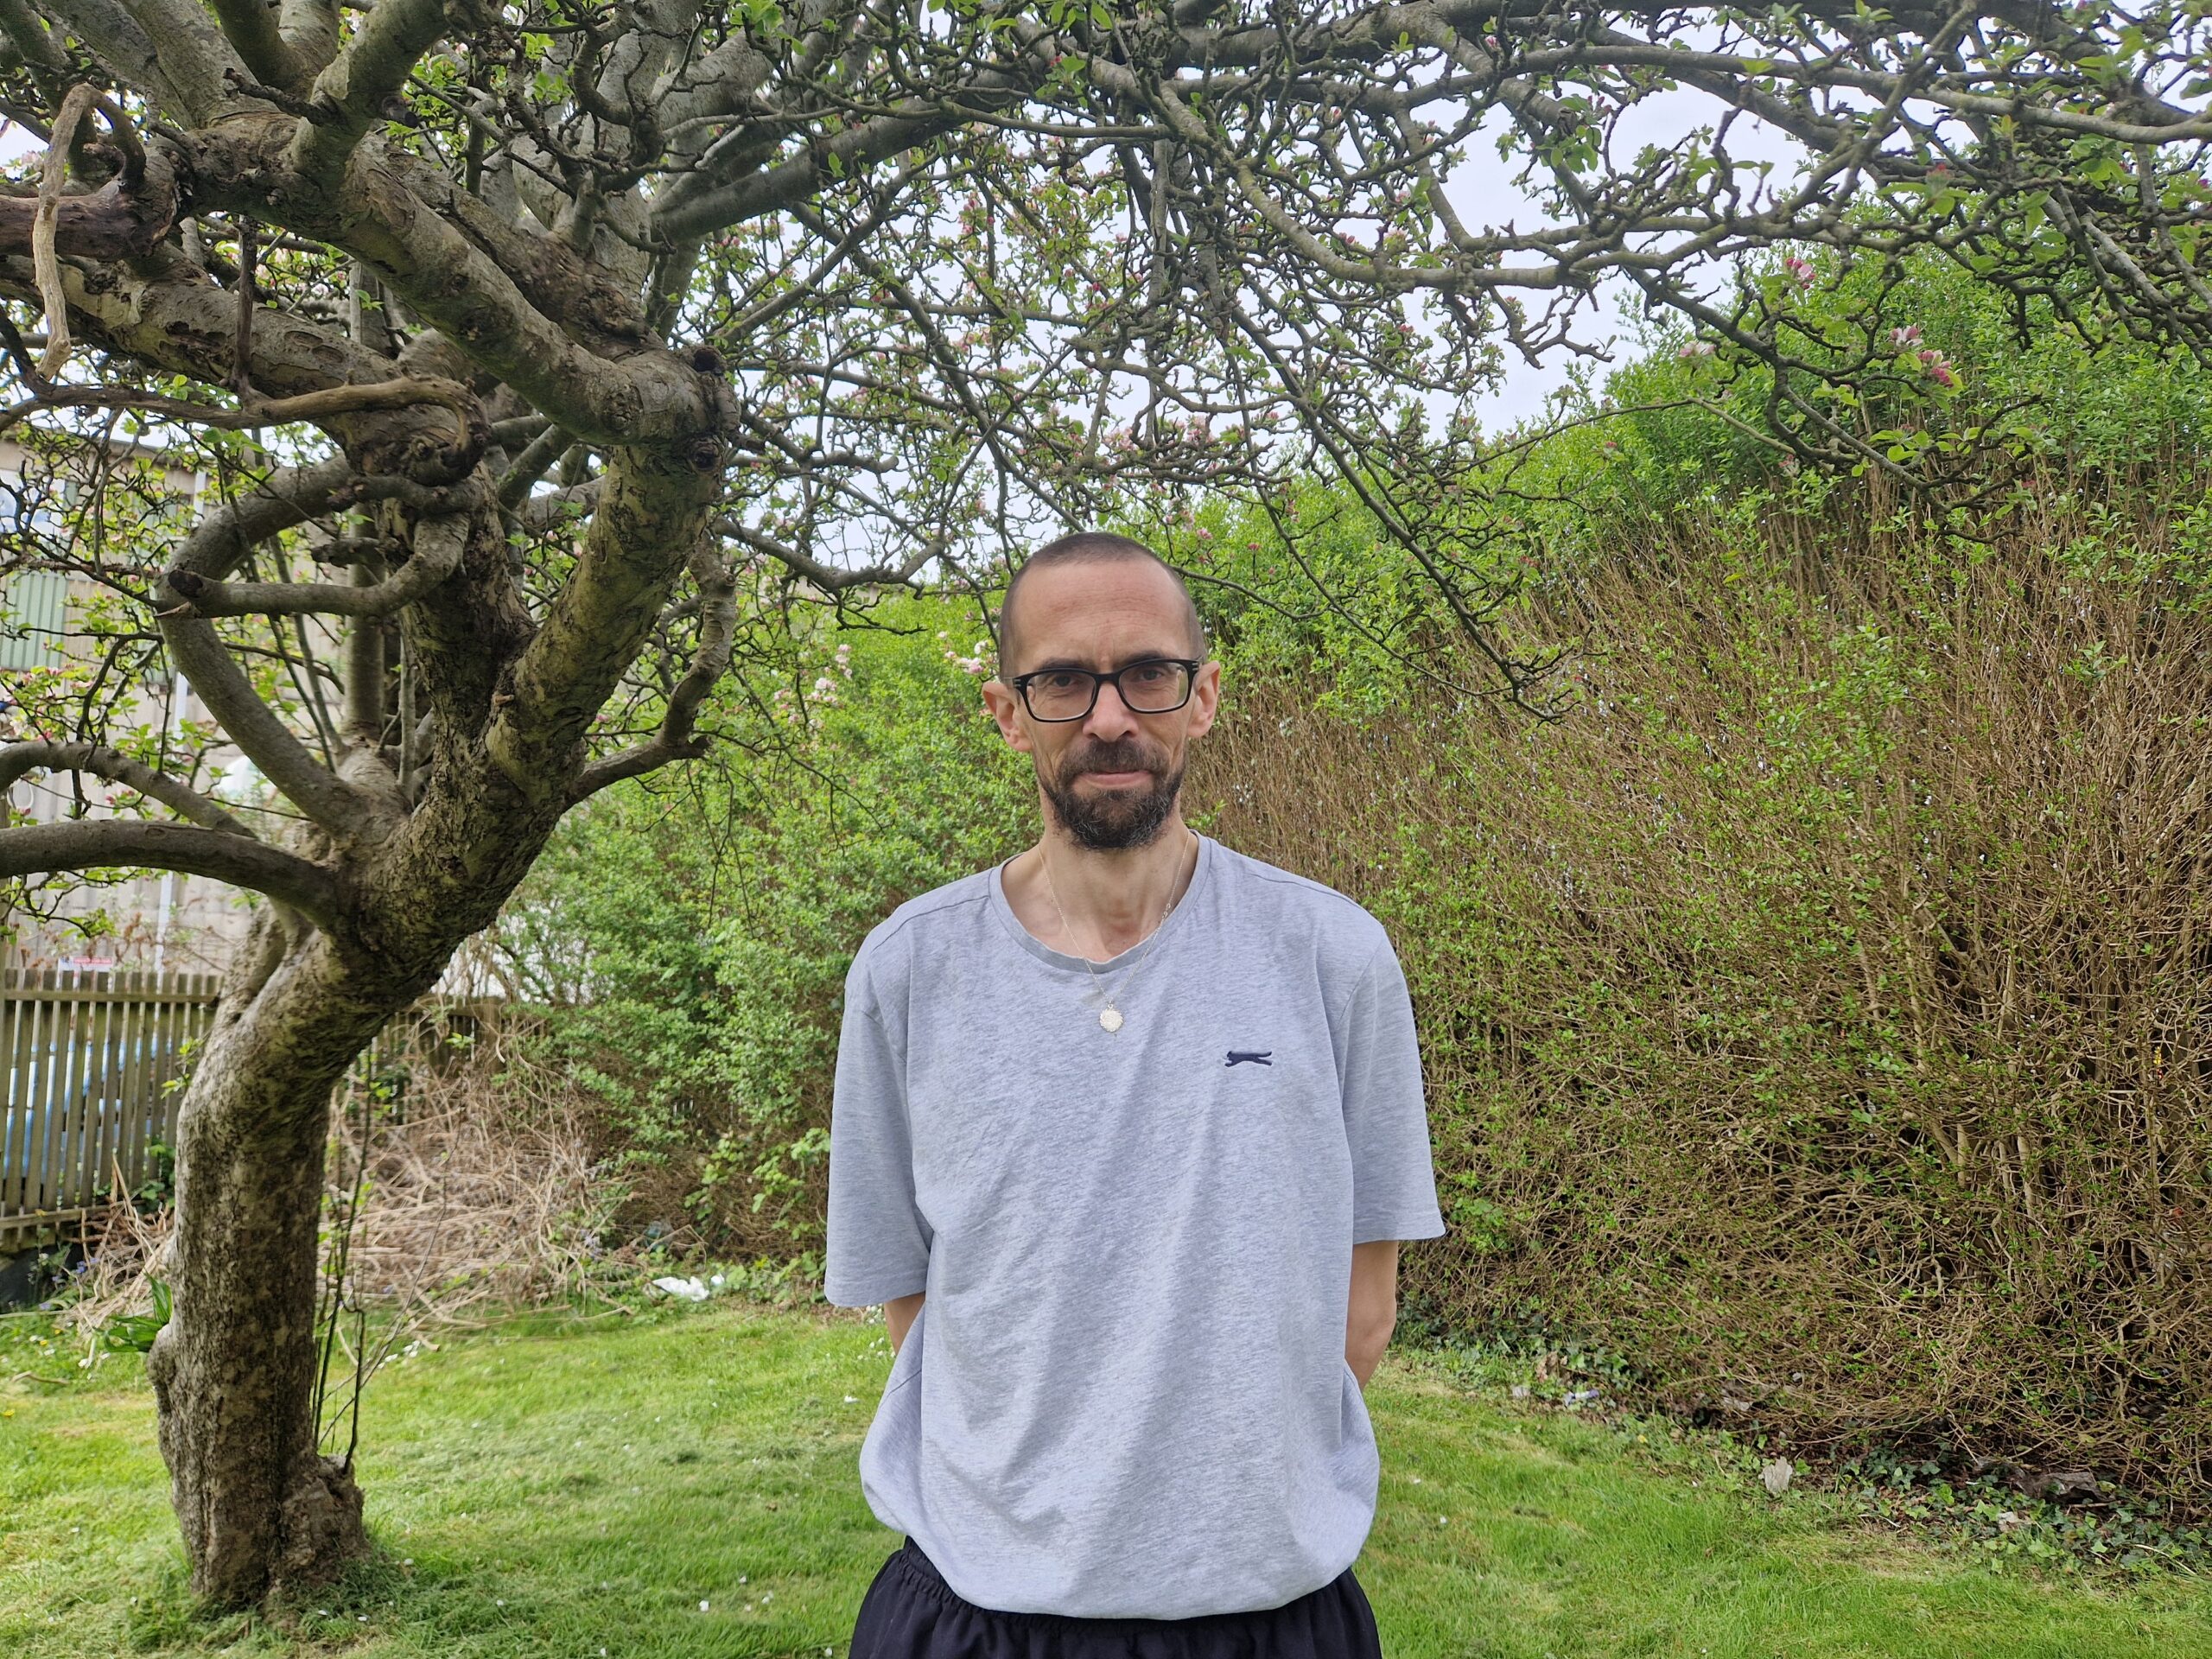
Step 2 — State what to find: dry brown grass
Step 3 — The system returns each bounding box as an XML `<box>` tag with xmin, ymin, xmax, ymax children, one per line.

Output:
<box><xmin>58</xmin><ymin>1014</ymin><xmax>620</xmax><ymax>1351</ymax></box>
<box><xmin>322</xmin><ymin>1046</ymin><xmax>607</xmax><ymax>1319</ymax></box>
<box><xmin>1191</xmin><ymin>480</ymin><xmax>2212</xmax><ymax>1510</ymax></box>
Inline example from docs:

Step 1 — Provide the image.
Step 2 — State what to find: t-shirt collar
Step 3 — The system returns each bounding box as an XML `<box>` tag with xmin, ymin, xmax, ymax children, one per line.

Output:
<box><xmin>987</xmin><ymin>830</ymin><xmax>1214</xmax><ymax>976</ymax></box>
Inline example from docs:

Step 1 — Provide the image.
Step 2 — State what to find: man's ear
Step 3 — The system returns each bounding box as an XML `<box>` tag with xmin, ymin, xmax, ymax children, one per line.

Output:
<box><xmin>982</xmin><ymin>677</ymin><xmax>1033</xmax><ymax>753</ymax></box>
<box><xmin>1183</xmin><ymin>661</ymin><xmax>1223</xmax><ymax>742</ymax></box>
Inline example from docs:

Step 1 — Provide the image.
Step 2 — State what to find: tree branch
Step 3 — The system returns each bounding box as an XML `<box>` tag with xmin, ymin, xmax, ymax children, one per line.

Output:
<box><xmin>0</xmin><ymin>245</ymin><xmax>484</xmax><ymax>484</ymax></box>
<box><xmin>161</xmin><ymin>512</ymin><xmax>468</xmax><ymax>617</ymax></box>
<box><xmin>483</xmin><ymin>446</ymin><xmax>721</xmax><ymax>802</ymax></box>
<box><xmin>0</xmin><ymin>740</ymin><xmax>253</xmax><ymax>834</ymax></box>
<box><xmin>277</xmin><ymin>0</ymin><xmax>340</xmax><ymax>82</ymax></box>
<box><xmin>287</xmin><ymin>0</ymin><xmax>448</xmax><ymax>190</ymax></box>
<box><xmin>168</xmin><ymin>456</ymin><xmax>457</xmax><ymax>582</ymax></box>
<box><xmin>148</xmin><ymin>593</ymin><xmax>397</xmax><ymax>845</ymax></box>
<box><xmin>0</xmin><ymin>372</ymin><xmax>486</xmax><ymax>466</ymax></box>
<box><xmin>0</xmin><ymin>0</ymin><xmax>69</xmax><ymax>71</ymax></box>
<box><xmin>568</xmin><ymin>541</ymin><xmax>739</xmax><ymax>802</ymax></box>
<box><xmin>0</xmin><ymin>818</ymin><xmax>344</xmax><ymax>929</ymax></box>
<box><xmin>188</xmin><ymin>115</ymin><xmax>725</xmax><ymax>449</ymax></box>
<box><xmin>651</xmin><ymin>72</ymin><xmax>1033</xmax><ymax>242</ymax></box>
<box><xmin>207</xmin><ymin>0</ymin><xmax>311</xmax><ymax>94</ymax></box>
<box><xmin>715</xmin><ymin>515</ymin><xmax>942</xmax><ymax>592</ymax></box>
<box><xmin>36</xmin><ymin>0</ymin><xmax>224</xmax><ymax>122</ymax></box>
<box><xmin>80</xmin><ymin>0</ymin><xmax>248</xmax><ymax>124</ymax></box>
<box><xmin>31</xmin><ymin>85</ymin><xmax>98</xmax><ymax>377</ymax></box>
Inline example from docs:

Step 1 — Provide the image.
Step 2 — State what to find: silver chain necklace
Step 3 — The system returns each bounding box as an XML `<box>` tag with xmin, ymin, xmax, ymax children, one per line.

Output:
<box><xmin>1037</xmin><ymin>830</ymin><xmax>1198</xmax><ymax>1033</ymax></box>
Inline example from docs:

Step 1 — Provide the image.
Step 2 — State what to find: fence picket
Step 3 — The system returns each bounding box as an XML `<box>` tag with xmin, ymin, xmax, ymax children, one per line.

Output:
<box><xmin>24</xmin><ymin>973</ymin><xmax>54</xmax><ymax>1215</ymax></box>
<box><xmin>117</xmin><ymin>969</ymin><xmax>146</xmax><ymax>1196</ymax></box>
<box><xmin>1</xmin><ymin>973</ymin><xmax>28</xmax><ymax>1211</ymax></box>
<box><xmin>29</xmin><ymin>974</ymin><xmax>59</xmax><ymax>1217</ymax></box>
<box><xmin>1</xmin><ymin>967</ymin><xmax>226</xmax><ymax>1245</ymax></box>
<box><xmin>3</xmin><ymin>973</ymin><xmax>488</xmax><ymax>1247</ymax></box>
<box><xmin>87</xmin><ymin>971</ymin><xmax>116</xmax><ymax>1208</ymax></box>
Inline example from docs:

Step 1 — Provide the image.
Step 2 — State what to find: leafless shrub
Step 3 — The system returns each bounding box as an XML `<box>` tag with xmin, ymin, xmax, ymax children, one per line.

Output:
<box><xmin>58</xmin><ymin>1010</ymin><xmax>628</xmax><ymax>1357</ymax></box>
<box><xmin>1192</xmin><ymin>473</ymin><xmax>2212</xmax><ymax>1511</ymax></box>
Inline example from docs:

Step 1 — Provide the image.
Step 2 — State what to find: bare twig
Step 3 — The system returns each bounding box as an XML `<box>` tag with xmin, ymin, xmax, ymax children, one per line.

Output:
<box><xmin>32</xmin><ymin>84</ymin><xmax>97</xmax><ymax>378</ymax></box>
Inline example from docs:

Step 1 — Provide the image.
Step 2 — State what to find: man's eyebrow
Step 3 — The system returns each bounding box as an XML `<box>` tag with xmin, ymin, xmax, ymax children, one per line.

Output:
<box><xmin>1026</xmin><ymin>651</ymin><xmax>1185</xmax><ymax>672</ymax></box>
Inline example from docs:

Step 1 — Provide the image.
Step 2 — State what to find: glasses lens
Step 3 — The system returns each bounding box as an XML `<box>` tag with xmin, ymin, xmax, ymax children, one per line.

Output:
<box><xmin>1027</xmin><ymin>671</ymin><xmax>1096</xmax><ymax>720</ymax></box>
<box><xmin>1121</xmin><ymin>661</ymin><xmax>1192</xmax><ymax>712</ymax></box>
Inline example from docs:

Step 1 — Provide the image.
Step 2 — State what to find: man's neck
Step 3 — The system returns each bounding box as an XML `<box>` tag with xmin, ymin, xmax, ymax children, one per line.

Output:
<box><xmin>1005</xmin><ymin>819</ymin><xmax>1200</xmax><ymax>961</ymax></box>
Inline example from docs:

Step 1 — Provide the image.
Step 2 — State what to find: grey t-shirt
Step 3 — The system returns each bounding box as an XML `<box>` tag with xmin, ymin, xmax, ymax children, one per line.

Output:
<box><xmin>823</xmin><ymin>831</ymin><xmax>1446</xmax><ymax>1618</ymax></box>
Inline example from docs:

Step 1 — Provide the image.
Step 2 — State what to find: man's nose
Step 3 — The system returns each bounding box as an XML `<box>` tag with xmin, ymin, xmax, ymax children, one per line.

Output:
<box><xmin>1081</xmin><ymin>677</ymin><xmax>1143</xmax><ymax>740</ymax></box>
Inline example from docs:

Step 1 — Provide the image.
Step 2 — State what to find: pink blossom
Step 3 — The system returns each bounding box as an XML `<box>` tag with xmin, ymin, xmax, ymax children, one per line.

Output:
<box><xmin>1890</xmin><ymin>325</ymin><xmax>1923</xmax><ymax>349</ymax></box>
<box><xmin>1916</xmin><ymin>347</ymin><xmax>1957</xmax><ymax>388</ymax></box>
<box><xmin>1677</xmin><ymin>340</ymin><xmax>1715</xmax><ymax>359</ymax></box>
<box><xmin>1782</xmin><ymin>254</ymin><xmax>1815</xmax><ymax>290</ymax></box>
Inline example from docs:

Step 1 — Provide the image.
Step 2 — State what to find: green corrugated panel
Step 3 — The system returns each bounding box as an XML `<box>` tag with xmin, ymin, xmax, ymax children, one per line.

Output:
<box><xmin>0</xmin><ymin>569</ymin><xmax>68</xmax><ymax>671</ymax></box>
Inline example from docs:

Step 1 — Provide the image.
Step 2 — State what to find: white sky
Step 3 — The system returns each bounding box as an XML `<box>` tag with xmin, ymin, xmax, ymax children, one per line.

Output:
<box><xmin>1448</xmin><ymin>88</ymin><xmax>1802</xmax><ymax>430</ymax></box>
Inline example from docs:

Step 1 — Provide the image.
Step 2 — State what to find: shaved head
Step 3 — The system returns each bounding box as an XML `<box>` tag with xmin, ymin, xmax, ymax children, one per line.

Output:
<box><xmin>999</xmin><ymin>532</ymin><xmax>1207</xmax><ymax>677</ymax></box>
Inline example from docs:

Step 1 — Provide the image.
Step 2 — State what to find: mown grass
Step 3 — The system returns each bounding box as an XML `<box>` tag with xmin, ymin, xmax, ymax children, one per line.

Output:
<box><xmin>3</xmin><ymin>1300</ymin><xmax>2209</xmax><ymax>1657</ymax></box>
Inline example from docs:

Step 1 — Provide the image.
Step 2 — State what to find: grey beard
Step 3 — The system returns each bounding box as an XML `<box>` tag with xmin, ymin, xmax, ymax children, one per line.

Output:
<box><xmin>1044</xmin><ymin>759</ymin><xmax>1185</xmax><ymax>850</ymax></box>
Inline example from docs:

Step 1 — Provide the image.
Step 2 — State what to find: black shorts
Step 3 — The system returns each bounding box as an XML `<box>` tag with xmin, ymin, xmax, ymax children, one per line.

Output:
<box><xmin>849</xmin><ymin>1537</ymin><xmax>1387</xmax><ymax>1659</ymax></box>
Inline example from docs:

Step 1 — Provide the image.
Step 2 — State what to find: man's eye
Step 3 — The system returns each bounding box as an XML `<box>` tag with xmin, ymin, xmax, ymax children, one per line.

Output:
<box><xmin>1040</xmin><ymin>672</ymin><xmax>1085</xmax><ymax>690</ymax></box>
<box><xmin>1128</xmin><ymin>664</ymin><xmax>1174</xmax><ymax>687</ymax></box>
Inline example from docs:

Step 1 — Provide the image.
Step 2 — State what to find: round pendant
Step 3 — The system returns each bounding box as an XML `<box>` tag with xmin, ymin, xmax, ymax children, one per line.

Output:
<box><xmin>1099</xmin><ymin>1006</ymin><xmax>1124</xmax><ymax>1033</ymax></box>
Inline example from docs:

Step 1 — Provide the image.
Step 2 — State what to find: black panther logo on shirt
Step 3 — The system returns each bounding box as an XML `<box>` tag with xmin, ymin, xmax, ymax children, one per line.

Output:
<box><xmin>1224</xmin><ymin>1051</ymin><xmax>1274</xmax><ymax>1066</ymax></box>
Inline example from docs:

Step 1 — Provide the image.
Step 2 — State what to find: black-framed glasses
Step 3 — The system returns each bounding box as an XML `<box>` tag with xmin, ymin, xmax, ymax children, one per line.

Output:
<box><xmin>1009</xmin><ymin>658</ymin><xmax>1201</xmax><ymax>721</ymax></box>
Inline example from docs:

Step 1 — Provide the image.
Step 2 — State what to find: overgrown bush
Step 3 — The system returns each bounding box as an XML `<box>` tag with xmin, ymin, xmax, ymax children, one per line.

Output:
<box><xmin>1190</xmin><ymin>478</ymin><xmax>2212</xmax><ymax>1513</ymax></box>
<box><xmin>484</xmin><ymin>262</ymin><xmax>2212</xmax><ymax>1512</ymax></box>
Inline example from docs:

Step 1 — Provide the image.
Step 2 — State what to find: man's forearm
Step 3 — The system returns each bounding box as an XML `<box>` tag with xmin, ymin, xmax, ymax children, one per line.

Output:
<box><xmin>887</xmin><ymin>1290</ymin><xmax>925</xmax><ymax>1355</ymax></box>
<box><xmin>1346</xmin><ymin>1240</ymin><xmax>1401</xmax><ymax>1389</ymax></box>
<box><xmin>1346</xmin><ymin>1313</ymin><xmax>1395</xmax><ymax>1389</ymax></box>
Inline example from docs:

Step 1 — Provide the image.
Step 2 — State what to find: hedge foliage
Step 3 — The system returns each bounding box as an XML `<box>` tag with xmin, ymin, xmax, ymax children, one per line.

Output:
<box><xmin>1193</xmin><ymin>486</ymin><xmax>2212</xmax><ymax>1510</ymax></box>
<box><xmin>498</xmin><ymin>598</ymin><xmax>1032</xmax><ymax>1256</ymax></box>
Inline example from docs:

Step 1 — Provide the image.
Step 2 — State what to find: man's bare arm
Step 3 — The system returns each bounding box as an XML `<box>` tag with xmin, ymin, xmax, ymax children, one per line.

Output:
<box><xmin>1346</xmin><ymin>1240</ymin><xmax>1400</xmax><ymax>1390</ymax></box>
<box><xmin>887</xmin><ymin>1291</ymin><xmax>925</xmax><ymax>1355</ymax></box>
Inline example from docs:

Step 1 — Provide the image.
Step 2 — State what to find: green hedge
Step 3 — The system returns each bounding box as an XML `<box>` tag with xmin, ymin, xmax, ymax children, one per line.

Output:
<box><xmin>1191</xmin><ymin>486</ymin><xmax>2212</xmax><ymax>1511</ymax></box>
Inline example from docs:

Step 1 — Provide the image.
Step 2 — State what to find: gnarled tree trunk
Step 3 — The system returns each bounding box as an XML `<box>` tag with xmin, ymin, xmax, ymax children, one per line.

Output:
<box><xmin>143</xmin><ymin>920</ymin><xmax>398</xmax><ymax>1602</ymax></box>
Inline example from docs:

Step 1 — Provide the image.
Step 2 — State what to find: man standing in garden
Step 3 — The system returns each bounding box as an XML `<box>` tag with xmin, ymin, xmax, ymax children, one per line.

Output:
<box><xmin>825</xmin><ymin>531</ymin><xmax>1447</xmax><ymax>1656</ymax></box>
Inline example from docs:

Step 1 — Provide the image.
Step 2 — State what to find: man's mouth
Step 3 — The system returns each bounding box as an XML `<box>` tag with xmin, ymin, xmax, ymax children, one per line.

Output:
<box><xmin>1082</xmin><ymin>769</ymin><xmax>1150</xmax><ymax>785</ymax></box>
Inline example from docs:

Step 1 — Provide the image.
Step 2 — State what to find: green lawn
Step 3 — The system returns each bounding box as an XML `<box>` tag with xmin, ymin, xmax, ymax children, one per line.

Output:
<box><xmin>3</xmin><ymin>1301</ymin><xmax>2208</xmax><ymax>1656</ymax></box>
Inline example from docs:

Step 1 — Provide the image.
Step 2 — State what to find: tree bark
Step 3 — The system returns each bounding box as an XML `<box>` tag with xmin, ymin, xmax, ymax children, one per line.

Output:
<box><xmin>142</xmin><ymin>910</ymin><xmax>432</xmax><ymax>1602</ymax></box>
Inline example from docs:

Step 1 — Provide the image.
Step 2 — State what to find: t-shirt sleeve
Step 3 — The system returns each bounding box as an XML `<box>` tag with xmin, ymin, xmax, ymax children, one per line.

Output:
<box><xmin>1343</xmin><ymin>934</ymin><xmax>1447</xmax><ymax>1244</ymax></box>
<box><xmin>823</xmin><ymin>947</ymin><xmax>933</xmax><ymax>1306</ymax></box>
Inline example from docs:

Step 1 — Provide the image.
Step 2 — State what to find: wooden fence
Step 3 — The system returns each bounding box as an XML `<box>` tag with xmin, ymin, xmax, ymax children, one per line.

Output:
<box><xmin>0</xmin><ymin>971</ymin><xmax>504</xmax><ymax>1249</ymax></box>
<box><xmin>1</xmin><ymin>968</ymin><xmax>219</xmax><ymax>1248</ymax></box>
